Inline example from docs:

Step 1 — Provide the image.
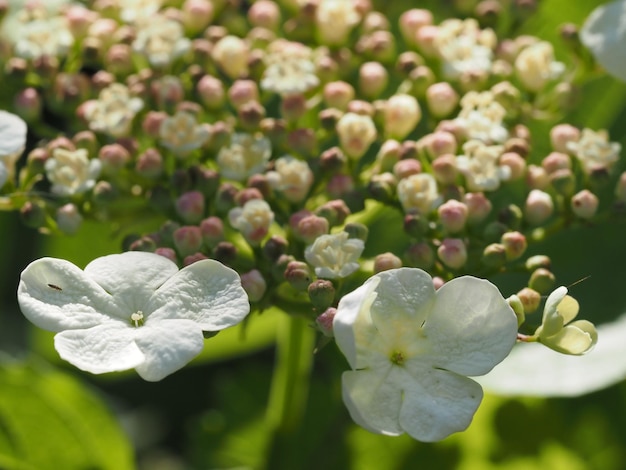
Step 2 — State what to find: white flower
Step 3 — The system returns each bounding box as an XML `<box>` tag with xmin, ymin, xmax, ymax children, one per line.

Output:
<box><xmin>228</xmin><ymin>199</ymin><xmax>274</xmax><ymax>244</ymax></box>
<box><xmin>266</xmin><ymin>156</ymin><xmax>313</xmax><ymax>203</ymax></box>
<box><xmin>212</xmin><ymin>35</ymin><xmax>249</xmax><ymax>79</ymax></box>
<box><xmin>9</xmin><ymin>9</ymin><xmax>74</xmax><ymax>60</ymax></box>
<box><xmin>535</xmin><ymin>286</ymin><xmax>598</xmax><ymax>356</ymax></box>
<box><xmin>84</xmin><ymin>83</ymin><xmax>144</xmax><ymax>138</ymax></box>
<box><xmin>159</xmin><ymin>111</ymin><xmax>210</xmax><ymax>156</ymax></box>
<box><xmin>566</xmin><ymin>128</ymin><xmax>621</xmax><ymax>174</ymax></box>
<box><xmin>397</xmin><ymin>173</ymin><xmax>440</xmax><ymax>214</ymax></box>
<box><xmin>261</xmin><ymin>40</ymin><xmax>320</xmax><ymax>96</ymax></box>
<box><xmin>434</xmin><ymin>18</ymin><xmax>496</xmax><ymax>81</ymax></box>
<box><xmin>17</xmin><ymin>252</ymin><xmax>250</xmax><ymax>381</ymax></box>
<box><xmin>514</xmin><ymin>41</ymin><xmax>565</xmax><ymax>92</ymax></box>
<box><xmin>580</xmin><ymin>0</ymin><xmax>626</xmax><ymax>82</ymax></box>
<box><xmin>334</xmin><ymin>268</ymin><xmax>517</xmax><ymax>441</ymax></box>
<box><xmin>456</xmin><ymin>140</ymin><xmax>510</xmax><ymax>192</ymax></box>
<box><xmin>45</xmin><ymin>148</ymin><xmax>101</xmax><ymax>196</ymax></box>
<box><xmin>315</xmin><ymin>0</ymin><xmax>361</xmax><ymax>46</ymax></box>
<box><xmin>454</xmin><ymin>91</ymin><xmax>508</xmax><ymax>144</ymax></box>
<box><xmin>0</xmin><ymin>110</ymin><xmax>27</xmax><ymax>185</ymax></box>
<box><xmin>336</xmin><ymin>112</ymin><xmax>377</xmax><ymax>159</ymax></box>
<box><xmin>133</xmin><ymin>15</ymin><xmax>191</xmax><ymax>67</ymax></box>
<box><xmin>117</xmin><ymin>0</ymin><xmax>163</xmax><ymax>23</ymax></box>
<box><xmin>304</xmin><ymin>232</ymin><xmax>364</xmax><ymax>279</ymax></box>
<box><xmin>217</xmin><ymin>133</ymin><xmax>272</xmax><ymax>181</ymax></box>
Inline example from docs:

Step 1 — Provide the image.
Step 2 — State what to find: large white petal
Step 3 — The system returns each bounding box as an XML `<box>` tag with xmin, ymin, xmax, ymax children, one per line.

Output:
<box><xmin>0</xmin><ymin>110</ymin><xmax>27</xmax><ymax>157</ymax></box>
<box><xmin>424</xmin><ymin>277</ymin><xmax>517</xmax><ymax>377</ymax></box>
<box><xmin>580</xmin><ymin>0</ymin><xmax>626</xmax><ymax>82</ymax></box>
<box><xmin>147</xmin><ymin>259</ymin><xmax>249</xmax><ymax>331</ymax></box>
<box><xmin>18</xmin><ymin>257</ymin><xmax>124</xmax><ymax>332</ymax></box>
<box><xmin>84</xmin><ymin>252</ymin><xmax>179</xmax><ymax>312</ymax></box>
<box><xmin>134</xmin><ymin>319</ymin><xmax>205</xmax><ymax>381</ymax></box>
<box><xmin>341</xmin><ymin>366</ymin><xmax>403</xmax><ymax>436</ymax></box>
<box><xmin>334</xmin><ymin>276</ymin><xmax>383</xmax><ymax>369</ymax></box>
<box><xmin>368</xmin><ymin>268</ymin><xmax>435</xmax><ymax>351</ymax></box>
<box><xmin>399</xmin><ymin>363</ymin><xmax>483</xmax><ymax>442</ymax></box>
<box><xmin>54</xmin><ymin>323</ymin><xmax>144</xmax><ymax>374</ymax></box>
<box><xmin>477</xmin><ymin>314</ymin><xmax>626</xmax><ymax>397</ymax></box>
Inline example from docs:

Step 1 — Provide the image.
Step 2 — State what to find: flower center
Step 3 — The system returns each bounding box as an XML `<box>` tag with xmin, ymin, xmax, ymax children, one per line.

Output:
<box><xmin>389</xmin><ymin>350</ymin><xmax>405</xmax><ymax>366</ymax></box>
<box><xmin>131</xmin><ymin>311</ymin><xmax>144</xmax><ymax>327</ymax></box>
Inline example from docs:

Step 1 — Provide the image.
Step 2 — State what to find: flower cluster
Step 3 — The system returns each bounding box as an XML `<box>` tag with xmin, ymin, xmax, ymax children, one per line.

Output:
<box><xmin>0</xmin><ymin>0</ymin><xmax>619</xmax><ymax>443</ymax></box>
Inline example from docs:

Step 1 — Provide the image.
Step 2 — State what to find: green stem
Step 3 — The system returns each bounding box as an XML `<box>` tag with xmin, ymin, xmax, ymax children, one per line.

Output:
<box><xmin>264</xmin><ymin>313</ymin><xmax>315</xmax><ymax>468</ymax></box>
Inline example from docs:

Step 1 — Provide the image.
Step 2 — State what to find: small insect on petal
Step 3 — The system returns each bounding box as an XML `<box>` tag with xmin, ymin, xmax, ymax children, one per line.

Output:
<box><xmin>47</xmin><ymin>283</ymin><xmax>63</xmax><ymax>291</ymax></box>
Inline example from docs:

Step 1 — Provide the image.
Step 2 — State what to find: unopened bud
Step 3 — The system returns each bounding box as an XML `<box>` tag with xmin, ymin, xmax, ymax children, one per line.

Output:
<box><xmin>464</xmin><ymin>192</ymin><xmax>492</xmax><ymax>224</ymax></box>
<box><xmin>550</xmin><ymin>168</ymin><xmax>576</xmax><ymax>196</ymax></box>
<box><xmin>136</xmin><ymin>148</ymin><xmax>164</xmax><ymax>179</ymax></box>
<box><xmin>173</xmin><ymin>226</ymin><xmax>203</xmax><ymax>257</ymax></box>
<box><xmin>384</xmin><ymin>94</ymin><xmax>421</xmax><ymax>140</ymax></box>
<box><xmin>528</xmin><ymin>268</ymin><xmax>555</xmax><ymax>294</ymax></box>
<box><xmin>308</xmin><ymin>279</ymin><xmax>336</xmax><ymax>311</ymax></box>
<box><xmin>517</xmin><ymin>287</ymin><xmax>541</xmax><ymax>313</ymax></box>
<box><xmin>344</xmin><ymin>222</ymin><xmax>368</xmax><ymax>242</ymax></box>
<box><xmin>507</xmin><ymin>294</ymin><xmax>525</xmax><ymax>326</ymax></box>
<box><xmin>374</xmin><ymin>252</ymin><xmax>402</xmax><ymax>273</ymax></box>
<box><xmin>550</xmin><ymin>123</ymin><xmax>580</xmax><ymax>153</ymax></box>
<box><xmin>524</xmin><ymin>189</ymin><xmax>554</xmax><ymax>225</ymax></box>
<box><xmin>481</xmin><ymin>243</ymin><xmax>507</xmax><ymax>269</ymax></box>
<box><xmin>263</xmin><ymin>235</ymin><xmax>289</xmax><ymax>262</ymax></box>
<box><xmin>525</xmin><ymin>254</ymin><xmax>551</xmax><ymax>271</ymax></box>
<box><xmin>399</xmin><ymin>9</ymin><xmax>433</xmax><ymax>47</ymax></box>
<box><xmin>501</xmin><ymin>231</ymin><xmax>527</xmax><ymax>260</ymax></box>
<box><xmin>294</xmin><ymin>214</ymin><xmax>329</xmax><ymax>244</ymax></box>
<box><xmin>499</xmin><ymin>152</ymin><xmax>526</xmax><ymax>180</ymax></box>
<box><xmin>425</xmin><ymin>82</ymin><xmax>459</xmax><ymax>118</ymax></box>
<box><xmin>285</xmin><ymin>261</ymin><xmax>312</xmax><ymax>291</ymax></box>
<box><xmin>323</xmin><ymin>81</ymin><xmax>355</xmax><ymax>110</ymax></box>
<box><xmin>315</xmin><ymin>307</ymin><xmax>337</xmax><ymax>337</ymax></box>
<box><xmin>571</xmin><ymin>189</ymin><xmax>598</xmax><ymax>219</ymax></box>
<box><xmin>199</xmin><ymin>216</ymin><xmax>224</xmax><ymax>247</ymax></box>
<box><xmin>359</xmin><ymin>61</ymin><xmax>388</xmax><ymax>99</ymax></box>
<box><xmin>241</xmin><ymin>269</ymin><xmax>267</xmax><ymax>302</ymax></box>
<box><xmin>404</xmin><ymin>241</ymin><xmax>434</xmax><ymax>269</ymax></box>
<box><xmin>213</xmin><ymin>241</ymin><xmax>238</xmax><ymax>265</ymax></box>
<box><xmin>183</xmin><ymin>252</ymin><xmax>209</xmax><ymax>266</ymax></box>
<box><xmin>315</xmin><ymin>200</ymin><xmax>350</xmax><ymax>226</ymax></box>
<box><xmin>56</xmin><ymin>203</ymin><xmax>83</xmax><ymax>235</ymax></box>
<box><xmin>438</xmin><ymin>199</ymin><xmax>468</xmax><ymax>233</ymax></box>
<box><xmin>155</xmin><ymin>247</ymin><xmax>178</xmax><ymax>263</ymax></box>
<box><xmin>20</xmin><ymin>201</ymin><xmax>46</xmax><ymax>229</ymax></box>
<box><xmin>437</xmin><ymin>238</ymin><xmax>467</xmax><ymax>270</ymax></box>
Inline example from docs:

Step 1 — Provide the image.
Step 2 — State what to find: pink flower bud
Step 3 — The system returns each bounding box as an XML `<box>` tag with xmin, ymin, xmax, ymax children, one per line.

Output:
<box><xmin>197</xmin><ymin>75</ymin><xmax>225</xmax><ymax>110</ymax></box>
<box><xmin>284</xmin><ymin>261</ymin><xmax>312</xmax><ymax>291</ymax></box>
<box><xmin>323</xmin><ymin>81</ymin><xmax>355</xmax><ymax>110</ymax></box>
<box><xmin>415</xmin><ymin>25</ymin><xmax>439</xmax><ymax>57</ymax></box>
<box><xmin>135</xmin><ymin>148</ymin><xmax>163</xmax><ymax>179</ymax></box>
<box><xmin>432</xmin><ymin>154</ymin><xmax>458</xmax><ymax>185</ymax></box>
<box><xmin>393</xmin><ymin>158</ymin><xmax>422</xmax><ymax>180</ymax></box>
<box><xmin>309</xmin><ymin>280</ymin><xmax>336</xmax><ymax>312</ymax></box>
<box><xmin>438</xmin><ymin>199</ymin><xmax>468</xmax><ymax>233</ymax></box>
<box><xmin>571</xmin><ymin>189</ymin><xmax>598</xmax><ymax>219</ymax></box>
<box><xmin>199</xmin><ymin>216</ymin><xmax>224</xmax><ymax>247</ymax></box>
<box><xmin>183</xmin><ymin>252</ymin><xmax>209</xmax><ymax>266</ymax></box>
<box><xmin>294</xmin><ymin>215</ymin><xmax>329</xmax><ymax>244</ymax></box>
<box><xmin>525</xmin><ymin>164</ymin><xmax>550</xmax><ymax>190</ymax></box>
<box><xmin>550</xmin><ymin>123</ymin><xmax>580</xmax><ymax>153</ymax></box>
<box><xmin>228</xmin><ymin>79</ymin><xmax>259</xmax><ymax>110</ymax></box>
<box><xmin>359</xmin><ymin>61</ymin><xmax>388</xmax><ymax>99</ymax></box>
<box><xmin>425</xmin><ymin>82</ymin><xmax>459</xmax><ymax>118</ymax></box>
<box><xmin>98</xmin><ymin>143</ymin><xmax>130</xmax><ymax>173</ymax></box>
<box><xmin>432</xmin><ymin>276</ymin><xmax>445</xmax><ymax>290</ymax></box>
<box><xmin>13</xmin><ymin>87</ymin><xmax>41</xmax><ymax>122</ymax></box>
<box><xmin>241</xmin><ymin>269</ymin><xmax>267</xmax><ymax>302</ymax></box>
<box><xmin>327</xmin><ymin>174</ymin><xmax>355</xmax><ymax>199</ymax></box>
<box><xmin>524</xmin><ymin>189</ymin><xmax>554</xmax><ymax>225</ymax></box>
<box><xmin>176</xmin><ymin>191</ymin><xmax>206</xmax><ymax>224</ymax></box>
<box><xmin>419</xmin><ymin>131</ymin><xmax>457</xmax><ymax>160</ymax></box>
<box><xmin>499</xmin><ymin>152</ymin><xmax>526</xmax><ymax>180</ymax></box>
<box><xmin>437</xmin><ymin>238</ymin><xmax>467</xmax><ymax>270</ymax></box>
<box><xmin>374</xmin><ymin>252</ymin><xmax>403</xmax><ymax>273</ymax></box>
<box><xmin>464</xmin><ymin>192</ymin><xmax>492</xmax><ymax>224</ymax></box>
<box><xmin>173</xmin><ymin>226</ymin><xmax>204</xmax><ymax>257</ymax></box>
<box><xmin>315</xmin><ymin>307</ymin><xmax>337</xmax><ymax>337</ymax></box>
<box><xmin>182</xmin><ymin>0</ymin><xmax>214</xmax><ymax>34</ymax></box>
<box><xmin>56</xmin><ymin>203</ymin><xmax>83</xmax><ymax>235</ymax></box>
<box><xmin>404</xmin><ymin>241</ymin><xmax>434</xmax><ymax>269</ymax></box>
<box><xmin>248</xmin><ymin>0</ymin><xmax>281</xmax><ymax>30</ymax></box>
<box><xmin>542</xmin><ymin>151</ymin><xmax>571</xmax><ymax>174</ymax></box>
<box><xmin>155</xmin><ymin>247</ymin><xmax>178</xmax><ymax>263</ymax></box>
<box><xmin>399</xmin><ymin>9</ymin><xmax>433</xmax><ymax>46</ymax></box>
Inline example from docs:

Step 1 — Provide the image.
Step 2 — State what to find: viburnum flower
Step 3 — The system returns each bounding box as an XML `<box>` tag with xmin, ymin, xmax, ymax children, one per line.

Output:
<box><xmin>133</xmin><ymin>15</ymin><xmax>191</xmax><ymax>67</ymax></box>
<box><xmin>217</xmin><ymin>132</ymin><xmax>272</xmax><ymax>181</ymax></box>
<box><xmin>83</xmin><ymin>83</ymin><xmax>144</xmax><ymax>138</ymax></box>
<box><xmin>17</xmin><ymin>252</ymin><xmax>250</xmax><ymax>381</ymax></box>
<box><xmin>305</xmin><ymin>232</ymin><xmax>364</xmax><ymax>279</ymax></box>
<box><xmin>333</xmin><ymin>268</ymin><xmax>517</xmax><ymax>441</ymax></box>
<box><xmin>456</xmin><ymin>140</ymin><xmax>510</xmax><ymax>192</ymax></box>
<box><xmin>266</xmin><ymin>156</ymin><xmax>314</xmax><ymax>203</ymax></box>
<box><xmin>534</xmin><ymin>286</ymin><xmax>598</xmax><ymax>355</ymax></box>
<box><xmin>159</xmin><ymin>111</ymin><xmax>210</xmax><ymax>157</ymax></box>
<box><xmin>260</xmin><ymin>40</ymin><xmax>320</xmax><ymax>96</ymax></box>
<box><xmin>454</xmin><ymin>91</ymin><xmax>508</xmax><ymax>144</ymax></box>
<box><xmin>45</xmin><ymin>148</ymin><xmax>102</xmax><ymax>196</ymax></box>
<box><xmin>566</xmin><ymin>128</ymin><xmax>621</xmax><ymax>175</ymax></box>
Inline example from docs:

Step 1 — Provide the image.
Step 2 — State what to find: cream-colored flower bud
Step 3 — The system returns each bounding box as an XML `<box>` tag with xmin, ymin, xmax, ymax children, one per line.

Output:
<box><xmin>425</xmin><ymin>82</ymin><xmax>459</xmax><ymax>118</ymax></box>
<box><xmin>397</xmin><ymin>173</ymin><xmax>439</xmax><ymax>214</ymax></box>
<box><xmin>571</xmin><ymin>189</ymin><xmax>599</xmax><ymax>219</ymax></box>
<box><xmin>399</xmin><ymin>9</ymin><xmax>433</xmax><ymax>47</ymax></box>
<box><xmin>359</xmin><ymin>61</ymin><xmax>388</xmax><ymax>99</ymax></box>
<box><xmin>437</xmin><ymin>238</ymin><xmax>467</xmax><ymax>270</ymax></box>
<box><xmin>524</xmin><ymin>189</ymin><xmax>554</xmax><ymax>225</ymax></box>
<box><xmin>323</xmin><ymin>81</ymin><xmax>355</xmax><ymax>110</ymax></box>
<box><xmin>336</xmin><ymin>112</ymin><xmax>377</xmax><ymax>159</ymax></box>
<box><xmin>212</xmin><ymin>35</ymin><xmax>249</xmax><ymax>79</ymax></box>
<box><xmin>315</xmin><ymin>0</ymin><xmax>361</xmax><ymax>46</ymax></box>
<box><xmin>525</xmin><ymin>164</ymin><xmax>550</xmax><ymax>190</ymax></box>
<box><xmin>383</xmin><ymin>94</ymin><xmax>421</xmax><ymax>140</ymax></box>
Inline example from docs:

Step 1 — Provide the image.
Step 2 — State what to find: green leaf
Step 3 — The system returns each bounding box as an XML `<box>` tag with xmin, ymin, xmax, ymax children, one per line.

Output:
<box><xmin>0</xmin><ymin>359</ymin><xmax>134</xmax><ymax>470</ymax></box>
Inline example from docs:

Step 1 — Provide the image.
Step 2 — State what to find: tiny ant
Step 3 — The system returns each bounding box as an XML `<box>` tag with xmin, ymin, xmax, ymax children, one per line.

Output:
<box><xmin>47</xmin><ymin>284</ymin><xmax>63</xmax><ymax>291</ymax></box>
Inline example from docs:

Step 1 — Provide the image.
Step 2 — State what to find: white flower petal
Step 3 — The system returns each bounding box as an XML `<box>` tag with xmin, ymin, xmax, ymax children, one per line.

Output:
<box><xmin>341</xmin><ymin>367</ymin><xmax>403</xmax><ymax>436</ymax></box>
<box><xmin>424</xmin><ymin>277</ymin><xmax>517</xmax><ymax>376</ymax></box>
<box><xmin>18</xmin><ymin>257</ymin><xmax>123</xmax><ymax>332</ymax></box>
<box><xmin>84</xmin><ymin>252</ymin><xmax>179</xmax><ymax>310</ymax></box>
<box><xmin>54</xmin><ymin>323</ymin><xmax>144</xmax><ymax>374</ymax></box>
<box><xmin>0</xmin><ymin>110</ymin><xmax>27</xmax><ymax>157</ymax></box>
<box><xmin>400</xmin><ymin>364</ymin><xmax>483</xmax><ymax>442</ymax></box>
<box><xmin>148</xmin><ymin>259</ymin><xmax>250</xmax><ymax>331</ymax></box>
<box><xmin>134</xmin><ymin>319</ymin><xmax>205</xmax><ymax>381</ymax></box>
<box><xmin>580</xmin><ymin>0</ymin><xmax>626</xmax><ymax>82</ymax></box>
<box><xmin>0</xmin><ymin>162</ymin><xmax>7</xmax><ymax>187</ymax></box>
<box><xmin>369</xmin><ymin>268</ymin><xmax>435</xmax><ymax>348</ymax></box>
